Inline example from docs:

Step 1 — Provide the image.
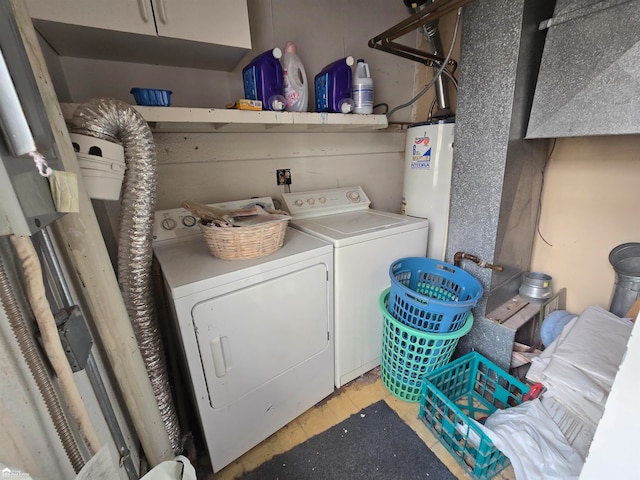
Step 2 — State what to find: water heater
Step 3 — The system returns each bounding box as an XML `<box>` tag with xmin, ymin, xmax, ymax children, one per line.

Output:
<box><xmin>401</xmin><ymin>119</ymin><xmax>455</xmax><ymax>261</ymax></box>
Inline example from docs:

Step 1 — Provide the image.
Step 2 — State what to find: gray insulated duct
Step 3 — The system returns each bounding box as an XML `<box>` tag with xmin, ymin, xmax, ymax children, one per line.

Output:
<box><xmin>71</xmin><ymin>98</ymin><xmax>181</xmax><ymax>453</ymax></box>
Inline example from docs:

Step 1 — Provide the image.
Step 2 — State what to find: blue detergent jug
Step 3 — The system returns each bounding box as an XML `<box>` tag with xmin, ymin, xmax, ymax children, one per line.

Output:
<box><xmin>314</xmin><ymin>56</ymin><xmax>355</xmax><ymax>113</ymax></box>
<box><xmin>243</xmin><ymin>48</ymin><xmax>286</xmax><ymax>111</ymax></box>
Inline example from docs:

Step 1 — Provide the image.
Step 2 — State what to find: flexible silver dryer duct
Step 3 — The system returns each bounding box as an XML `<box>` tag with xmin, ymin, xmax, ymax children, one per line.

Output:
<box><xmin>0</xmin><ymin>238</ymin><xmax>85</xmax><ymax>473</ymax></box>
<box><xmin>70</xmin><ymin>98</ymin><xmax>182</xmax><ymax>454</ymax></box>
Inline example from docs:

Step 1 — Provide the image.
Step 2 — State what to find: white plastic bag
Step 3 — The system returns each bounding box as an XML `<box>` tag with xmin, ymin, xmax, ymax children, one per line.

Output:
<box><xmin>528</xmin><ymin>306</ymin><xmax>633</xmax><ymax>427</ymax></box>
<box><xmin>141</xmin><ymin>455</ymin><xmax>197</xmax><ymax>480</ymax></box>
<box><xmin>479</xmin><ymin>399</ymin><xmax>583</xmax><ymax>480</ymax></box>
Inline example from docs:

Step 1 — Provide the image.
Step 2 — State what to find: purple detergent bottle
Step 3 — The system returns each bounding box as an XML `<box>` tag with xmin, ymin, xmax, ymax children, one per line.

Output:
<box><xmin>314</xmin><ymin>56</ymin><xmax>355</xmax><ymax>113</ymax></box>
<box><xmin>243</xmin><ymin>48</ymin><xmax>286</xmax><ymax>111</ymax></box>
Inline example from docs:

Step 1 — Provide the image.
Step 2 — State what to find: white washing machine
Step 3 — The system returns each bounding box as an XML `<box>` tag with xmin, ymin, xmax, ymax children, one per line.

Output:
<box><xmin>282</xmin><ymin>186</ymin><xmax>429</xmax><ymax>388</ymax></box>
<box><xmin>152</xmin><ymin>197</ymin><xmax>334</xmax><ymax>472</ymax></box>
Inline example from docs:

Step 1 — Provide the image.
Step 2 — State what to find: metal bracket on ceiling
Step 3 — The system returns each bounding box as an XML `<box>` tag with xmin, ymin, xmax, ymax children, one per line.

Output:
<box><xmin>368</xmin><ymin>0</ymin><xmax>475</xmax><ymax>67</ymax></box>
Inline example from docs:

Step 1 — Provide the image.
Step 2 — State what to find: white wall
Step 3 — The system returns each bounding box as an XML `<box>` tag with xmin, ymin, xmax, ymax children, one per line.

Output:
<box><xmin>579</xmin><ymin>314</ymin><xmax>640</xmax><ymax>479</ymax></box>
<box><xmin>531</xmin><ymin>135</ymin><xmax>640</xmax><ymax>314</ymax></box>
<box><xmin>60</xmin><ymin>57</ymin><xmax>235</xmax><ymax>108</ymax></box>
<box><xmin>153</xmin><ymin>131</ymin><xmax>406</xmax><ymax>212</ymax></box>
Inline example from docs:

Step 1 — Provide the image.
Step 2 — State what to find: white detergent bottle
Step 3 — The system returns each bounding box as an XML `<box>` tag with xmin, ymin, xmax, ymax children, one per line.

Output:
<box><xmin>353</xmin><ymin>59</ymin><xmax>374</xmax><ymax>114</ymax></box>
<box><xmin>282</xmin><ymin>41</ymin><xmax>308</xmax><ymax>112</ymax></box>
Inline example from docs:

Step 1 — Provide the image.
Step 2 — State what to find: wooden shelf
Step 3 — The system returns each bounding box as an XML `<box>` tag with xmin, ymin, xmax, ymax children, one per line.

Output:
<box><xmin>60</xmin><ymin>103</ymin><xmax>389</xmax><ymax>133</ymax></box>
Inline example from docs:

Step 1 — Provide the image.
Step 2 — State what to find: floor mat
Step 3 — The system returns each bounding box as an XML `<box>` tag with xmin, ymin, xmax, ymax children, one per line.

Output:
<box><xmin>238</xmin><ymin>400</ymin><xmax>456</xmax><ymax>480</ymax></box>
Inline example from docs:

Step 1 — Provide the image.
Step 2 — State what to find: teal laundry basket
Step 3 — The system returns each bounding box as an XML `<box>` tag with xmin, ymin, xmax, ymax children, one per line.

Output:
<box><xmin>379</xmin><ymin>288</ymin><xmax>473</xmax><ymax>402</ymax></box>
<box><xmin>388</xmin><ymin>257</ymin><xmax>482</xmax><ymax>333</ymax></box>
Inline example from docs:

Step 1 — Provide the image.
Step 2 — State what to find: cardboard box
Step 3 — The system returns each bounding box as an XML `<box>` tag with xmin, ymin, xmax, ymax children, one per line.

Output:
<box><xmin>226</xmin><ymin>99</ymin><xmax>262</xmax><ymax>110</ymax></box>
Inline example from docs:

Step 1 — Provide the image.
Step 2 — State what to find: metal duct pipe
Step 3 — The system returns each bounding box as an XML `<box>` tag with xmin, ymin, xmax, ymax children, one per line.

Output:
<box><xmin>406</xmin><ymin>0</ymin><xmax>453</xmax><ymax>114</ymax></box>
<box><xmin>0</xmin><ymin>238</ymin><xmax>85</xmax><ymax>473</ymax></box>
<box><xmin>70</xmin><ymin>98</ymin><xmax>181</xmax><ymax>454</ymax></box>
<box><xmin>421</xmin><ymin>18</ymin><xmax>452</xmax><ymax>112</ymax></box>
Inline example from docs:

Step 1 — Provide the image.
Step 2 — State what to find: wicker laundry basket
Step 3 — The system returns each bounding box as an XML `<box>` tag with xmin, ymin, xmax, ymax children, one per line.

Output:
<box><xmin>199</xmin><ymin>210</ymin><xmax>290</xmax><ymax>260</ymax></box>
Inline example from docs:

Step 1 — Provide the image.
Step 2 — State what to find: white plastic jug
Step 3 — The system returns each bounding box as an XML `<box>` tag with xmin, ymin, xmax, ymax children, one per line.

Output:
<box><xmin>353</xmin><ymin>59</ymin><xmax>373</xmax><ymax>114</ymax></box>
<box><xmin>282</xmin><ymin>41</ymin><xmax>308</xmax><ymax>112</ymax></box>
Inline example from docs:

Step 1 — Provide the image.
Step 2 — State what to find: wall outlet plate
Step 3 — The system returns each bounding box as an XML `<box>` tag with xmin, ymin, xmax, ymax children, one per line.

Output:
<box><xmin>276</xmin><ymin>169</ymin><xmax>291</xmax><ymax>185</ymax></box>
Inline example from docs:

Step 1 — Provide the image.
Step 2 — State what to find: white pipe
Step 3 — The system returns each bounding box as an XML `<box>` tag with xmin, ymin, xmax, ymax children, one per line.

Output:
<box><xmin>9</xmin><ymin>235</ymin><xmax>101</xmax><ymax>455</ymax></box>
<box><xmin>0</xmin><ymin>45</ymin><xmax>36</xmax><ymax>156</ymax></box>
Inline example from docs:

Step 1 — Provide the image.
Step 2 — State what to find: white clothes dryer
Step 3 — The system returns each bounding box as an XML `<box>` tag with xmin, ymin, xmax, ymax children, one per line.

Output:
<box><xmin>282</xmin><ymin>187</ymin><xmax>429</xmax><ymax>388</ymax></box>
<box><xmin>152</xmin><ymin>197</ymin><xmax>334</xmax><ymax>472</ymax></box>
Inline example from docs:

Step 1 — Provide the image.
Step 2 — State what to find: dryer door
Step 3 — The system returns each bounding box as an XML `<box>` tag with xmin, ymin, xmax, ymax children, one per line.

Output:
<box><xmin>192</xmin><ymin>263</ymin><xmax>330</xmax><ymax>409</ymax></box>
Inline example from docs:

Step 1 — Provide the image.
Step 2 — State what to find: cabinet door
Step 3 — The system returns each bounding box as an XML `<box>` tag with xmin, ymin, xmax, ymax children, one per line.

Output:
<box><xmin>151</xmin><ymin>0</ymin><xmax>250</xmax><ymax>49</ymax></box>
<box><xmin>26</xmin><ymin>0</ymin><xmax>157</xmax><ymax>36</ymax></box>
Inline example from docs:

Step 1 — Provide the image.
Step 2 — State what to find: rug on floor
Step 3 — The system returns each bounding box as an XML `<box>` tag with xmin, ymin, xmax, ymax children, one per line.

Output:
<box><xmin>238</xmin><ymin>400</ymin><xmax>456</xmax><ymax>480</ymax></box>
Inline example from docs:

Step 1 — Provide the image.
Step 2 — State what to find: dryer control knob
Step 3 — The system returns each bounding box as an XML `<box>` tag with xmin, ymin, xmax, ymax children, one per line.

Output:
<box><xmin>347</xmin><ymin>190</ymin><xmax>361</xmax><ymax>202</ymax></box>
<box><xmin>318</xmin><ymin>197</ymin><xmax>326</xmax><ymax>204</ymax></box>
<box><xmin>294</xmin><ymin>199</ymin><xmax>304</xmax><ymax>206</ymax></box>
<box><xmin>182</xmin><ymin>215</ymin><xmax>197</xmax><ymax>227</ymax></box>
<box><xmin>306</xmin><ymin>198</ymin><xmax>315</xmax><ymax>205</ymax></box>
<box><xmin>161</xmin><ymin>218</ymin><xmax>177</xmax><ymax>230</ymax></box>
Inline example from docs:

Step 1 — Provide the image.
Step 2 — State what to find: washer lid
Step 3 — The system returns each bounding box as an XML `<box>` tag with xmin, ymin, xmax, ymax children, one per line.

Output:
<box><xmin>291</xmin><ymin>209</ymin><xmax>428</xmax><ymax>247</ymax></box>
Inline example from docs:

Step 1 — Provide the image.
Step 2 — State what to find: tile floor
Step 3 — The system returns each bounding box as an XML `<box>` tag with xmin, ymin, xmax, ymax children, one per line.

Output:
<box><xmin>201</xmin><ymin>369</ymin><xmax>516</xmax><ymax>480</ymax></box>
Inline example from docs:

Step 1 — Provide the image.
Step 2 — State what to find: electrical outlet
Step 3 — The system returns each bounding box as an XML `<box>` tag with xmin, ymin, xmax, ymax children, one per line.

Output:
<box><xmin>276</xmin><ymin>169</ymin><xmax>292</xmax><ymax>185</ymax></box>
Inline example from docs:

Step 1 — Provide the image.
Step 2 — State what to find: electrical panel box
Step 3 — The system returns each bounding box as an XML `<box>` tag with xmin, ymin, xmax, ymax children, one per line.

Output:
<box><xmin>0</xmin><ymin>2</ymin><xmax>66</xmax><ymax>236</ymax></box>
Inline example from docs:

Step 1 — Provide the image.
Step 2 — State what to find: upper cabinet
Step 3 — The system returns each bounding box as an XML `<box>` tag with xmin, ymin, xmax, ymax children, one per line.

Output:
<box><xmin>25</xmin><ymin>0</ymin><xmax>252</xmax><ymax>71</ymax></box>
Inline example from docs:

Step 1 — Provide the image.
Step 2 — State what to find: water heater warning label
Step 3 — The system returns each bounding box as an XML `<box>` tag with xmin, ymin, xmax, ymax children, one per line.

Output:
<box><xmin>411</xmin><ymin>136</ymin><xmax>431</xmax><ymax>169</ymax></box>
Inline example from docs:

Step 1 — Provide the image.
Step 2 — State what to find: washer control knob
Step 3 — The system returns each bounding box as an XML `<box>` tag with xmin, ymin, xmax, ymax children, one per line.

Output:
<box><xmin>307</xmin><ymin>198</ymin><xmax>315</xmax><ymax>205</ymax></box>
<box><xmin>182</xmin><ymin>215</ymin><xmax>197</xmax><ymax>227</ymax></box>
<box><xmin>294</xmin><ymin>199</ymin><xmax>304</xmax><ymax>207</ymax></box>
<box><xmin>161</xmin><ymin>218</ymin><xmax>177</xmax><ymax>231</ymax></box>
<box><xmin>318</xmin><ymin>196</ymin><xmax>327</xmax><ymax>204</ymax></box>
<box><xmin>347</xmin><ymin>190</ymin><xmax>361</xmax><ymax>203</ymax></box>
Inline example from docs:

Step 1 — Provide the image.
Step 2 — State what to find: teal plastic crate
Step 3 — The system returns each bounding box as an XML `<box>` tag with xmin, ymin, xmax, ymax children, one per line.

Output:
<box><xmin>419</xmin><ymin>351</ymin><xmax>530</xmax><ymax>480</ymax></box>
